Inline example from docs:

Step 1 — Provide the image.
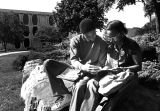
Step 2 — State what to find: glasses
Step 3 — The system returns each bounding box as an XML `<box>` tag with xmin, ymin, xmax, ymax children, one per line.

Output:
<box><xmin>103</xmin><ymin>33</ymin><xmax>117</xmax><ymax>42</ymax></box>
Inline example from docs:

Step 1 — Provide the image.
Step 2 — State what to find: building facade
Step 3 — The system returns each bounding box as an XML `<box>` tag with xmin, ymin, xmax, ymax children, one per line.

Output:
<box><xmin>0</xmin><ymin>8</ymin><xmax>55</xmax><ymax>50</ymax></box>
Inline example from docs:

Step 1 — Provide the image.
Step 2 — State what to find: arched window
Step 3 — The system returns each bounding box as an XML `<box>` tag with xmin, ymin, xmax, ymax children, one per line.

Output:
<box><xmin>23</xmin><ymin>14</ymin><xmax>29</xmax><ymax>25</ymax></box>
<box><xmin>23</xmin><ymin>26</ymin><xmax>29</xmax><ymax>36</ymax></box>
<box><xmin>32</xmin><ymin>26</ymin><xmax>38</xmax><ymax>35</ymax></box>
<box><xmin>24</xmin><ymin>38</ymin><xmax>30</xmax><ymax>48</ymax></box>
<box><xmin>32</xmin><ymin>14</ymin><xmax>38</xmax><ymax>25</ymax></box>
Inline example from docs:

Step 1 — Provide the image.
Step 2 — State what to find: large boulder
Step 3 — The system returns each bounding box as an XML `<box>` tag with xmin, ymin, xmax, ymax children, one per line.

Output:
<box><xmin>102</xmin><ymin>82</ymin><xmax>160</xmax><ymax>111</ymax></box>
<box><xmin>21</xmin><ymin>59</ymin><xmax>74</xmax><ymax>111</ymax></box>
<box><xmin>21</xmin><ymin>59</ymin><xmax>55</xmax><ymax>111</ymax></box>
<box><xmin>21</xmin><ymin>62</ymin><xmax>54</xmax><ymax>111</ymax></box>
<box><xmin>22</xmin><ymin>59</ymin><xmax>43</xmax><ymax>83</ymax></box>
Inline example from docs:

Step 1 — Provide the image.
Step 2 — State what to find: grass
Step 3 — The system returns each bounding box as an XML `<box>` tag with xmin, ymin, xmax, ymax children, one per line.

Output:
<box><xmin>0</xmin><ymin>52</ymin><xmax>27</xmax><ymax>111</ymax></box>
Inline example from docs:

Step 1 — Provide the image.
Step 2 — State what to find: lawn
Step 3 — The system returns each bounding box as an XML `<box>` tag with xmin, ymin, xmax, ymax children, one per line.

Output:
<box><xmin>0</xmin><ymin>52</ymin><xmax>29</xmax><ymax>111</ymax></box>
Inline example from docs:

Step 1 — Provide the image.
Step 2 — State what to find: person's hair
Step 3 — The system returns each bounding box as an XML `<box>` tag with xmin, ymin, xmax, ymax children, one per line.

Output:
<box><xmin>79</xmin><ymin>18</ymin><xmax>95</xmax><ymax>34</ymax></box>
<box><xmin>106</xmin><ymin>20</ymin><xmax>128</xmax><ymax>34</ymax></box>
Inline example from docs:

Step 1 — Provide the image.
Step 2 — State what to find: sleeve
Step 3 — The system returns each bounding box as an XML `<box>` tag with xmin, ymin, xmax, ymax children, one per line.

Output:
<box><xmin>70</xmin><ymin>36</ymin><xmax>83</xmax><ymax>70</ymax></box>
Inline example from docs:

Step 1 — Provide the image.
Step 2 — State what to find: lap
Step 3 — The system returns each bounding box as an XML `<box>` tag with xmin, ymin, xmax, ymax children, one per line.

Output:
<box><xmin>74</xmin><ymin>76</ymin><xmax>100</xmax><ymax>91</ymax></box>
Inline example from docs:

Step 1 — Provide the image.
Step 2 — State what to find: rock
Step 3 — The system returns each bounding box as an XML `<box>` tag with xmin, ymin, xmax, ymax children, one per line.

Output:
<box><xmin>101</xmin><ymin>80</ymin><xmax>160</xmax><ymax>111</ymax></box>
<box><xmin>21</xmin><ymin>64</ymin><xmax>56</xmax><ymax>111</ymax></box>
<box><xmin>21</xmin><ymin>59</ymin><xmax>73</xmax><ymax>111</ymax></box>
<box><xmin>22</xmin><ymin>59</ymin><xmax>43</xmax><ymax>83</ymax></box>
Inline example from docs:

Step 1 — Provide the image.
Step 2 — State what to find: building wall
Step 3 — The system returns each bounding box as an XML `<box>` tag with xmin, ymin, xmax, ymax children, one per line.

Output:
<box><xmin>0</xmin><ymin>8</ymin><xmax>55</xmax><ymax>50</ymax></box>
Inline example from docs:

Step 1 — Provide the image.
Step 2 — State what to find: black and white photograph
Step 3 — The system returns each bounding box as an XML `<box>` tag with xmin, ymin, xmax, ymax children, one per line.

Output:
<box><xmin>0</xmin><ymin>0</ymin><xmax>160</xmax><ymax>111</ymax></box>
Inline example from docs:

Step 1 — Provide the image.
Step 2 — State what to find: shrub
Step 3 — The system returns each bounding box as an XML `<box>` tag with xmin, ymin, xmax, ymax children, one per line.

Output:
<box><xmin>12</xmin><ymin>55</ymin><xmax>28</xmax><ymax>71</ymax></box>
<box><xmin>138</xmin><ymin>61</ymin><xmax>160</xmax><ymax>90</ymax></box>
<box><xmin>12</xmin><ymin>51</ymin><xmax>46</xmax><ymax>71</ymax></box>
<box><xmin>46</xmin><ymin>49</ymin><xmax>70</xmax><ymax>61</ymax></box>
<box><xmin>27</xmin><ymin>51</ymin><xmax>46</xmax><ymax>61</ymax></box>
<box><xmin>127</xmin><ymin>27</ymin><xmax>144</xmax><ymax>37</ymax></box>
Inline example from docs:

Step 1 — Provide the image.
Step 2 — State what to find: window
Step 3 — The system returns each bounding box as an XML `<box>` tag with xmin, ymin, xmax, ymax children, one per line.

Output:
<box><xmin>23</xmin><ymin>14</ymin><xmax>29</xmax><ymax>25</ymax></box>
<box><xmin>32</xmin><ymin>14</ymin><xmax>38</xmax><ymax>25</ymax></box>
<box><xmin>23</xmin><ymin>26</ymin><xmax>29</xmax><ymax>36</ymax></box>
<box><xmin>32</xmin><ymin>26</ymin><xmax>38</xmax><ymax>35</ymax></box>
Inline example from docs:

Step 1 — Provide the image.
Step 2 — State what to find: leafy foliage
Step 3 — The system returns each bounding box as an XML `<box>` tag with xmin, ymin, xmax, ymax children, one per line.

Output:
<box><xmin>97</xmin><ymin>0</ymin><xmax>136</xmax><ymax>11</ymax></box>
<box><xmin>53</xmin><ymin>0</ymin><xmax>106</xmax><ymax>37</ymax></box>
<box><xmin>127</xmin><ymin>27</ymin><xmax>144</xmax><ymax>37</ymax></box>
<box><xmin>142</xmin><ymin>18</ymin><xmax>156</xmax><ymax>33</ymax></box>
<box><xmin>128</xmin><ymin>18</ymin><xmax>157</xmax><ymax>38</ymax></box>
<box><xmin>13</xmin><ymin>39</ymin><xmax>71</xmax><ymax>71</ymax></box>
<box><xmin>144</xmin><ymin>1</ymin><xmax>155</xmax><ymax>18</ymax></box>
<box><xmin>35</xmin><ymin>26</ymin><xmax>62</xmax><ymax>43</ymax></box>
<box><xmin>138</xmin><ymin>61</ymin><xmax>160</xmax><ymax>90</ymax></box>
<box><xmin>12</xmin><ymin>51</ymin><xmax>46</xmax><ymax>71</ymax></box>
<box><xmin>0</xmin><ymin>12</ymin><xmax>25</xmax><ymax>51</ymax></box>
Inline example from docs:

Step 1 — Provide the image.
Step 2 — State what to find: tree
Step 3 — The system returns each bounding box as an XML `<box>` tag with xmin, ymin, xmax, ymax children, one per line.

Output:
<box><xmin>144</xmin><ymin>1</ymin><xmax>155</xmax><ymax>22</ymax></box>
<box><xmin>53</xmin><ymin>0</ymin><xmax>106</xmax><ymax>37</ymax></box>
<box><xmin>0</xmin><ymin>12</ymin><xmax>24</xmax><ymax>51</ymax></box>
<box><xmin>97</xmin><ymin>0</ymin><xmax>160</xmax><ymax>34</ymax></box>
<box><xmin>142</xmin><ymin>18</ymin><xmax>156</xmax><ymax>33</ymax></box>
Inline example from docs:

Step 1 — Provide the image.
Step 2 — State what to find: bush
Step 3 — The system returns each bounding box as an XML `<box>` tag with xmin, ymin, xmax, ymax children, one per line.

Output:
<box><xmin>46</xmin><ymin>49</ymin><xmax>70</xmax><ymax>61</ymax></box>
<box><xmin>127</xmin><ymin>27</ymin><xmax>144</xmax><ymax>37</ymax></box>
<box><xmin>12</xmin><ymin>55</ymin><xmax>28</xmax><ymax>71</ymax></box>
<box><xmin>131</xmin><ymin>33</ymin><xmax>160</xmax><ymax>47</ymax></box>
<box><xmin>13</xmin><ymin>38</ymin><xmax>71</xmax><ymax>71</ymax></box>
<box><xmin>138</xmin><ymin>61</ymin><xmax>160</xmax><ymax>90</ymax></box>
<box><xmin>27</xmin><ymin>51</ymin><xmax>46</xmax><ymax>61</ymax></box>
<box><xmin>12</xmin><ymin>51</ymin><xmax>46</xmax><ymax>71</ymax></box>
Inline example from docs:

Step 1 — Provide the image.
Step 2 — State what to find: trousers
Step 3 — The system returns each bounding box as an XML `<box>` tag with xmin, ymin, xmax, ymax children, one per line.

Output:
<box><xmin>43</xmin><ymin>59</ymin><xmax>101</xmax><ymax>111</ymax></box>
<box><xmin>43</xmin><ymin>59</ymin><xmax>72</xmax><ymax>98</ymax></box>
<box><xmin>69</xmin><ymin>76</ymin><xmax>101</xmax><ymax>111</ymax></box>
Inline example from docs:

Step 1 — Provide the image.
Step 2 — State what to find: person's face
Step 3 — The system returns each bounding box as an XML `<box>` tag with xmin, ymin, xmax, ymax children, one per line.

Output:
<box><xmin>104</xmin><ymin>29</ymin><xmax>119</xmax><ymax>42</ymax></box>
<box><xmin>84</xmin><ymin>30</ymin><xmax>96</xmax><ymax>42</ymax></box>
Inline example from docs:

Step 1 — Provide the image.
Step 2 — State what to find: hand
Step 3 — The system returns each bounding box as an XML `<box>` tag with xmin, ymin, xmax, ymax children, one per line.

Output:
<box><xmin>111</xmin><ymin>67</ymin><xmax>123</xmax><ymax>74</ymax></box>
<box><xmin>101</xmin><ymin>66</ymin><xmax>110</xmax><ymax>70</ymax></box>
<box><xmin>81</xmin><ymin>64</ymin><xmax>101</xmax><ymax>75</ymax></box>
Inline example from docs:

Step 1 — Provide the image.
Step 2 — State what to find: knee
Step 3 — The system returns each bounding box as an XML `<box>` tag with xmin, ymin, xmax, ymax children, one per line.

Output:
<box><xmin>43</xmin><ymin>59</ymin><xmax>53</xmax><ymax>68</ymax></box>
<box><xmin>75</xmin><ymin>82</ymin><xmax>85</xmax><ymax>90</ymax></box>
<box><xmin>43</xmin><ymin>59</ymin><xmax>59</xmax><ymax>71</ymax></box>
<box><xmin>42</xmin><ymin>59</ymin><xmax>50</xmax><ymax>73</ymax></box>
<box><xmin>43</xmin><ymin>59</ymin><xmax>69</xmax><ymax>71</ymax></box>
<box><xmin>87</xmin><ymin>79</ymin><xmax>99</xmax><ymax>91</ymax></box>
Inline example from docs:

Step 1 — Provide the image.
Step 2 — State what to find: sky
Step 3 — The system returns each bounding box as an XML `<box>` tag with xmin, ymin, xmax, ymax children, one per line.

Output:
<box><xmin>0</xmin><ymin>0</ymin><xmax>149</xmax><ymax>28</ymax></box>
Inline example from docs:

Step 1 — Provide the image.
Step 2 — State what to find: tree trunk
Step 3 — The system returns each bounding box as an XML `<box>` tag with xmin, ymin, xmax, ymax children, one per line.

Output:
<box><xmin>153</xmin><ymin>0</ymin><xmax>160</xmax><ymax>34</ymax></box>
<box><xmin>3</xmin><ymin>42</ymin><xmax>7</xmax><ymax>52</ymax></box>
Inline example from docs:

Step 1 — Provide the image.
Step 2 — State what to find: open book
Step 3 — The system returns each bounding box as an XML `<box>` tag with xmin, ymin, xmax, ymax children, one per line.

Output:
<box><xmin>57</xmin><ymin>67</ymin><xmax>117</xmax><ymax>82</ymax></box>
<box><xmin>57</xmin><ymin>68</ymin><xmax>81</xmax><ymax>82</ymax></box>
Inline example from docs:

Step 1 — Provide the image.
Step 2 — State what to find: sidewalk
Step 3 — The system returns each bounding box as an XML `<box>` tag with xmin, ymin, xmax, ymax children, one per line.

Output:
<box><xmin>0</xmin><ymin>51</ymin><xmax>30</xmax><ymax>57</ymax></box>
